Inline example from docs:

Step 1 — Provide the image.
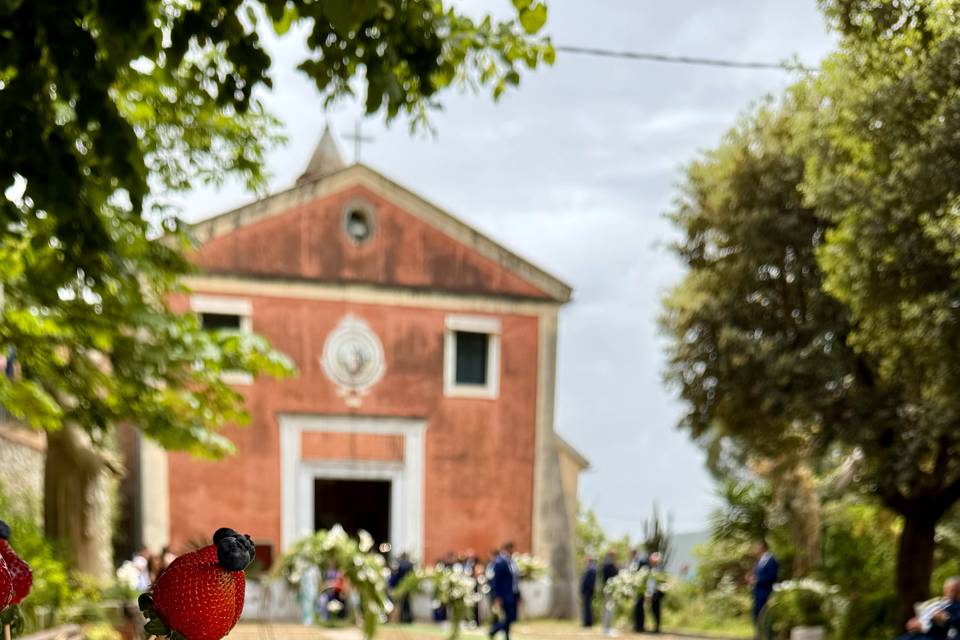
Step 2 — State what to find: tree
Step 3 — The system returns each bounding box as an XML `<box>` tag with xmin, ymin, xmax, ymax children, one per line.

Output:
<box><xmin>801</xmin><ymin>0</ymin><xmax>960</xmax><ymax>620</ymax></box>
<box><xmin>575</xmin><ymin>506</ymin><xmax>607</xmax><ymax>572</ymax></box>
<box><xmin>664</xmin><ymin>2</ymin><xmax>960</xmax><ymax>616</ymax></box>
<box><xmin>0</xmin><ymin>0</ymin><xmax>554</xmax><ymax>576</ymax></box>
<box><xmin>662</xmin><ymin>99</ymin><xmax>840</xmax><ymax>581</ymax></box>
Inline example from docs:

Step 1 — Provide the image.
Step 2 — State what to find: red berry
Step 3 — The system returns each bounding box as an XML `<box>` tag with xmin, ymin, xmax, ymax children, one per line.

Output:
<box><xmin>151</xmin><ymin>545</ymin><xmax>245</xmax><ymax>640</ymax></box>
<box><xmin>0</xmin><ymin>555</ymin><xmax>13</xmax><ymax>613</ymax></box>
<box><xmin>0</xmin><ymin>540</ymin><xmax>32</xmax><ymax>605</ymax></box>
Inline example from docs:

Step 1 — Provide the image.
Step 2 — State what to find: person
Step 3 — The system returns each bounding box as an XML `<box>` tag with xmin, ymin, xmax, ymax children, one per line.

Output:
<box><xmin>629</xmin><ymin>548</ymin><xmax>649</xmax><ymax>572</ymax></box>
<box><xmin>132</xmin><ymin>548</ymin><xmax>152</xmax><ymax>591</ymax></box>
<box><xmin>636</xmin><ymin>552</ymin><xmax>666</xmax><ymax>634</ymax></box>
<box><xmin>318</xmin><ymin>564</ymin><xmax>346</xmax><ymax>622</ymax></box>
<box><xmin>464</xmin><ymin>551</ymin><xmax>482</xmax><ymax>628</ymax></box>
<box><xmin>629</xmin><ymin>549</ymin><xmax>649</xmax><ymax>633</ymax></box>
<box><xmin>600</xmin><ymin>550</ymin><xmax>619</xmax><ymax>636</ymax></box>
<box><xmin>388</xmin><ymin>552</ymin><xmax>415</xmax><ymax>624</ymax></box>
<box><xmin>580</xmin><ymin>557</ymin><xmax>597</xmax><ymax>628</ymax></box>
<box><xmin>895</xmin><ymin>577</ymin><xmax>960</xmax><ymax>640</ymax></box>
<box><xmin>489</xmin><ymin>541</ymin><xmax>520</xmax><ymax>640</ymax></box>
<box><xmin>748</xmin><ymin>540</ymin><xmax>779</xmax><ymax>633</ymax></box>
<box><xmin>147</xmin><ymin>551</ymin><xmax>164</xmax><ymax>585</ymax></box>
<box><xmin>161</xmin><ymin>546</ymin><xmax>177</xmax><ymax>571</ymax></box>
<box><xmin>298</xmin><ymin>563</ymin><xmax>320</xmax><ymax>626</ymax></box>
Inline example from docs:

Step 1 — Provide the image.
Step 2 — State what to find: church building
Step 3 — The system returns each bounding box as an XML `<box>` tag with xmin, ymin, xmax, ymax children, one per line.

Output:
<box><xmin>131</xmin><ymin>128</ymin><xmax>585</xmax><ymax>612</ymax></box>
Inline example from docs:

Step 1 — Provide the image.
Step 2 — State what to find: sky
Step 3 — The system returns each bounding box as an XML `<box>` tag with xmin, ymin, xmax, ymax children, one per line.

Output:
<box><xmin>179</xmin><ymin>1</ymin><xmax>836</xmax><ymax>538</ymax></box>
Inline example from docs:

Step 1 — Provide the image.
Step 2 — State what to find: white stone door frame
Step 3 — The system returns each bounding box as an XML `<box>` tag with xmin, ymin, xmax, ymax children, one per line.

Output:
<box><xmin>279</xmin><ymin>414</ymin><xmax>426</xmax><ymax>561</ymax></box>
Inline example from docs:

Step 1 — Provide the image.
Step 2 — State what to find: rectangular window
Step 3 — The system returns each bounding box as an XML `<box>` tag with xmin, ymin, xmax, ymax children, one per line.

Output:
<box><xmin>200</xmin><ymin>312</ymin><xmax>242</xmax><ymax>331</ymax></box>
<box><xmin>444</xmin><ymin>315</ymin><xmax>500</xmax><ymax>398</ymax></box>
<box><xmin>454</xmin><ymin>331</ymin><xmax>489</xmax><ymax>385</ymax></box>
<box><xmin>190</xmin><ymin>295</ymin><xmax>253</xmax><ymax>385</ymax></box>
<box><xmin>253</xmin><ymin>543</ymin><xmax>274</xmax><ymax>571</ymax></box>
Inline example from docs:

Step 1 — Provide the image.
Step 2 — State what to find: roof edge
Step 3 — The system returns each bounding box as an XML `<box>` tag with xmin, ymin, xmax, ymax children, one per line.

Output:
<box><xmin>556</xmin><ymin>434</ymin><xmax>590</xmax><ymax>470</ymax></box>
<box><xmin>187</xmin><ymin>163</ymin><xmax>573</xmax><ymax>304</ymax></box>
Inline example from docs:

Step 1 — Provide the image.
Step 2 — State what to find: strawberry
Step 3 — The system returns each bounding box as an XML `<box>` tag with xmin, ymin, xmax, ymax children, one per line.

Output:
<box><xmin>0</xmin><ymin>555</ymin><xmax>13</xmax><ymax>614</ymax></box>
<box><xmin>0</xmin><ymin>521</ymin><xmax>32</xmax><ymax>605</ymax></box>
<box><xmin>142</xmin><ymin>528</ymin><xmax>254</xmax><ymax>640</ymax></box>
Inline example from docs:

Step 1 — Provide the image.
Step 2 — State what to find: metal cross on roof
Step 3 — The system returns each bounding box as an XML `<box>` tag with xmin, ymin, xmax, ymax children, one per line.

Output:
<box><xmin>343</xmin><ymin>119</ymin><xmax>375</xmax><ymax>163</ymax></box>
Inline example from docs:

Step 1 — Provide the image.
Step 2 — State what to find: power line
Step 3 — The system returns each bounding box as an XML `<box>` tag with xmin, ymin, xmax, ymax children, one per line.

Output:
<box><xmin>555</xmin><ymin>45</ymin><xmax>814</xmax><ymax>73</ymax></box>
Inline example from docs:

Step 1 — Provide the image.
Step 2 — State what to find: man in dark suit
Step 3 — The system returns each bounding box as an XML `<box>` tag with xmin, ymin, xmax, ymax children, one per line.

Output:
<box><xmin>580</xmin><ymin>557</ymin><xmax>597</xmax><ymax>627</ymax></box>
<box><xmin>749</xmin><ymin>540</ymin><xmax>779</xmax><ymax>628</ymax></box>
<box><xmin>638</xmin><ymin>552</ymin><xmax>667</xmax><ymax>634</ymax></box>
<box><xmin>630</xmin><ymin>549</ymin><xmax>649</xmax><ymax>633</ymax></box>
<box><xmin>895</xmin><ymin>577</ymin><xmax>960</xmax><ymax>640</ymax></box>
<box><xmin>489</xmin><ymin>541</ymin><xmax>519</xmax><ymax>640</ymax></box>
<box><xmin>388</xmin><ymin>552</ymin><xmax>415</xmax><ymax>624</ymax></box>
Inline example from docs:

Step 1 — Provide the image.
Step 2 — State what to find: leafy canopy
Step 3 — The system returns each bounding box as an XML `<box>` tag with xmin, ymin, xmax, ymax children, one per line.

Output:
<box><xmin>803</xmin><ymin>0</ymin><xmax>960</xmax><ymax>513</ymax></box>
<box><xmin>664</xmin><ymin>0</ymin><xmax>960</xmax><ymax>618</ymax></box>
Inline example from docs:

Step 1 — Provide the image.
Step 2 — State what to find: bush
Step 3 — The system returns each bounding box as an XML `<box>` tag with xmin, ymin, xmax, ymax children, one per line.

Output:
<box><xmin>0</xmin><ymin>482</ymin><xmax>78</xmax><ymax>632</ymax></box>
<box><xmin>693</xmin><ymin>538</ymin><xmax>754</xmax><ymax>592</ymax></box>
<box><xmin>0</xmin><ymin>482</ymin><xmax>131</xmax><ymax>634</ymax></box>
<box><xmin>663</xmin><ymin>579</ymin><xmax>754</xmax><ymax>637</ymax></box>
<box><xmin>764</xmin><ymin>579</ymin><xmax>848</xmax><ymax>640</ymax></box>
<box><xmin>836</xmin><ymin>590</ymin><xmax>897</xmax><ymax>640</ymax></box>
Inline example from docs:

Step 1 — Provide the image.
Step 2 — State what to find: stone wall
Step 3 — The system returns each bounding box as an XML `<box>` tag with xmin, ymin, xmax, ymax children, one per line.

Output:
<box><xmin>0</xmin><ymin>420</ymin><xmax>45</xmax><ymax>521</ymax></box>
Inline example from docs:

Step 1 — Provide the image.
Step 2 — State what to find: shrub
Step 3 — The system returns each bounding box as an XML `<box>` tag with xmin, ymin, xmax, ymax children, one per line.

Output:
<box><xmin>663</xmin><ymin>579</ymin><xmax>754</xmax><ymax>636</ymax></box>
<box><xmin>765</xmin><ymin>579</ymin><xmax>848</xmax><ymax>640</ymax></box>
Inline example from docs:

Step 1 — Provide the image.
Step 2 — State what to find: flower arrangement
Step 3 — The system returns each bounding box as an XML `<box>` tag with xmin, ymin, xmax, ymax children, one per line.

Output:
<box><xmin>394</xmin><ymin>564</ymin><xmax>479</xmax><ymax>640</ymax></box>
<box><xmin>512</xmin><ymin>553</ymin><xmax>548</xmax><ymax>581</ymax></box>
<box><xmin>765</xmin><ymin>578</ymin><xmax>848</xmax><ymax>639</ymax></box>
<box><xmin>114</xmin><ymin>561</ymin><xmax>142</xmax><ymax>596</ymax></box>
<box><xmin>602</xmin><ymin>567</ymin><xmax>671</xmax><ymax>624</ymax></box>
<box><xmin>273</xmin><ymin>526</ymin><xmax>391</xmax><ymax>639</ymax></box>
<box><xmin>603</xmin><ymin>568</ymin><xmax>646</xmax><ymax>609</ymax></box>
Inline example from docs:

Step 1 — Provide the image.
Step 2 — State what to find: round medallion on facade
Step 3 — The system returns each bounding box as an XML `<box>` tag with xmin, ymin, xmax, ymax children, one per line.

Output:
<box><xmin>321</xmin><ymin>314</ymin><xmax>386</xmax><ymax>405</ymax></box>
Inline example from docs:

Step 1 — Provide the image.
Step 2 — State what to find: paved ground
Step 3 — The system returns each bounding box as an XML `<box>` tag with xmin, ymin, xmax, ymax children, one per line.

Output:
<box><xmin>227</xmin><ymin>621</ymin><xmax>740</xmax><ymax>640</ymax></box>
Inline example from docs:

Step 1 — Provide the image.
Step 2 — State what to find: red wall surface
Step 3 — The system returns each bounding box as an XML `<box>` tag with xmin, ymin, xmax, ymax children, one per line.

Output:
<box><xmin>192</xmin><ymin>183</ymin><xmax>550</xmax><ymax>300</ymax></box>
<box><xmin>165</xmin><ymin>184</ymin><xmax>545</xmax><ymax>564</ymax></box>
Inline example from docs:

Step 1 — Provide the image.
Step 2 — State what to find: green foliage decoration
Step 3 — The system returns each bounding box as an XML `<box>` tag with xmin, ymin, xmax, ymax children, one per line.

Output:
<box><xmin>273</xmin><ymin>526</ymin><xmax>390</xmax><ymax>640</ymax></box>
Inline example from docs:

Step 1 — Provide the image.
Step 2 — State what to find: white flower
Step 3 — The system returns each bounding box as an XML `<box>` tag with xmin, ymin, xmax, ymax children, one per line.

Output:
<box><xmin>358</xmin><ymin>530</ymin><xmax>374</xmax><ymax>553</ymax></box>
<box><xmin>116</xmin><ymin>561</ymin><xmax>140</xmax><ymax>590</ymax></box>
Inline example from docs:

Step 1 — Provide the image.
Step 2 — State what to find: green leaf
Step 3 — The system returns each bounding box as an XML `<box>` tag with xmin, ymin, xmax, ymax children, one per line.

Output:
<box><xmin>519</xmin><ymin>3</ymin><xmax>548</xmax><ymax>34</ymax></box>
<box><xmin>543</xmin><ymin>44</ymin><xmax>556</xmax><ymax>65</ymax></box>
<box><xmin>144</xmin><ymin>617</ymin><xmax>169</xmax><ymax>636</ymax></box>
<box><xmin>322</xmin><ymin>0</ymin><xmax>378</xmax><ymax>36</ymax></box>
<box><xmin>272</xmin><ymin>5</ymin><xmax>297</xmax><ymax>36</ymax></box>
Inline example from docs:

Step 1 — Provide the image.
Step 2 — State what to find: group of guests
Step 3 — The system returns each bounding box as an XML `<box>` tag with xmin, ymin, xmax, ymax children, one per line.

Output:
<box><xmin>578</xmin><ymin>540</ymin><xmax>781</xmax><ymax>637</ymax></box>
<box><xmin>131</xmin><ymin>546</ymin><xmax>178</xmax><ymax>591</ymax></box>
<box><xmin>385</xmin><ymin>541</ymin><xmax>524</xmax><ymax>640</ymax></box>
<box><xmin>579</xmin><ymin>548</ymin><xmax>668</xmax><ymax>636</ymax></box>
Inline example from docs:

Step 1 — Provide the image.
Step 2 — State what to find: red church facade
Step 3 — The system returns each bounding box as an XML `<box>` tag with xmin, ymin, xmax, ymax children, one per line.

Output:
<box><xmin>134</xmin><ymin>130</ymin><xmax>584</xmax><ymax>609</ymax></box>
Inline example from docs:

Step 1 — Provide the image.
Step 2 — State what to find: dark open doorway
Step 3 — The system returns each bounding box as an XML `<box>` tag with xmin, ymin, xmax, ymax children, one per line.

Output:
<box><xmin>313</xmin><ymin>478</ymin><xmax>391</xmax><ymax>545</ymax></box>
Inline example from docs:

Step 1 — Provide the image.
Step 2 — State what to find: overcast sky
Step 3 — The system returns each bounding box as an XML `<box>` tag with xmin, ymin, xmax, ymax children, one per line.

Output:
<box><xmin>179</xmin><ymin>2</ymin><xmax>836</xmax><ymax>538</ymax></box>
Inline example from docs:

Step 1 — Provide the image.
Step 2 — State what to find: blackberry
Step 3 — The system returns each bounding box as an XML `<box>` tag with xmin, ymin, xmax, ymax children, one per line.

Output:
<box><xmin>212</xmin><ymin>528</ymin><xmax>238</xmax><ymax>546</ymax></box>
<box><xmin>0</xmin><ymin>520</ymin><xmax>9</xmax><ymax>541</ymax></box>
<box><xmin>216</xmin><ymin>536</ymin><xmax>250</xmax><ymax>572</ymax></box>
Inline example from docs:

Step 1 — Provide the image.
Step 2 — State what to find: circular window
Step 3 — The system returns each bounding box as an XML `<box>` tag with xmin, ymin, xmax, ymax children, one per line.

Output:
<box><xmin>343</xmin><ymin>206</ymin><xmax>374</xmax><ymax>245</ymax></box>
